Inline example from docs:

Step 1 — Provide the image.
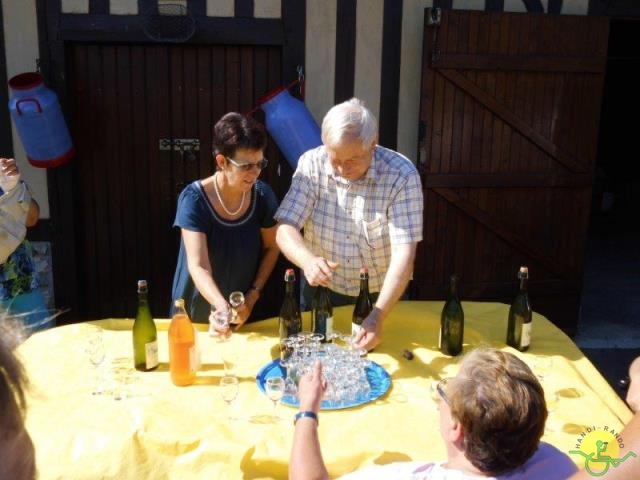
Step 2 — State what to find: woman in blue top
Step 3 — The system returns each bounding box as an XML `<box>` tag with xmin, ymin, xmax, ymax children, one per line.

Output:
<box><xmin>171</xmin><ymin>113</ymin><xmax>280</xmax><ymax>330</ymax></box>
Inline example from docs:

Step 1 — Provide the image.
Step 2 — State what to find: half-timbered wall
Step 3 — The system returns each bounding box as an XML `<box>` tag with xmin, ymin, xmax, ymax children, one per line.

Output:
<box><xmin>1</xmin><ymin>0</ymin><xmax>637</xmax><ymax>321</ymax></box>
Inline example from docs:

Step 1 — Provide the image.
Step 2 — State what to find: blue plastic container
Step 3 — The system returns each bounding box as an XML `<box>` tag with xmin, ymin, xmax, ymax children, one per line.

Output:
<box><xmin>258</xmin><ymin>87</ymin><xmax>321</xmax><ymax>169</ymax></box>
<box><xmin>8</xmin><ymin>72</ymin><xmax>74</xmax><ymax>168</ymax></box>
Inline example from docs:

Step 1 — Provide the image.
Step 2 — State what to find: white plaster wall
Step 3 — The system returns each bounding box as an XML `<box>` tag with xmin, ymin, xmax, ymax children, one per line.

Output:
<box><xmin>2</xmin><ymin>0</ymin><xmax>49</xmax><ymax>218</ymax></box>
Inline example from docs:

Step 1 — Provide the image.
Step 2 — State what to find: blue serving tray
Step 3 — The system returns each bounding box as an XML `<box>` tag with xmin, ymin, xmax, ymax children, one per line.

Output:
<box><xmin>256</xmin><ymin>358</ymin><xmax>392</xmax><ymax>410</ymax></box>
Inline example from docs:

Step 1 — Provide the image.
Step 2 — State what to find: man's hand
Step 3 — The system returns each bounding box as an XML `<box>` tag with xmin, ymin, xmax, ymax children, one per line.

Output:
<box><xmin>298</xmin><ymin>361</ymin><xmax>327</xmax><ymax>413</ymax></box>
<box><xmin>353</xmin><ymin>308</ymin><xmax>384</xmax><ymax>351</ymax></box>
<box><xmin>303</xmin><ymin>257</ymin><xmax>339</xmax><ymax>287</ymax></box>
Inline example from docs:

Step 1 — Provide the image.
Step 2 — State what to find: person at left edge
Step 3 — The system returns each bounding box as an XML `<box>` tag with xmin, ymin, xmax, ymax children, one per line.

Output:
<box><xmin>0</xmin><ymin>157</ymin><xmax>47</xmax><ymax>332</ymax></box>
<box><xmin>170</xmin><ymin>113</ymin><xmax>280</xmax><ymax>331</ymax></box>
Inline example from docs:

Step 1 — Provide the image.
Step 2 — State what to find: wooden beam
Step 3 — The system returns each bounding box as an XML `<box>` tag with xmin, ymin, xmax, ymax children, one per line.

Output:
<box><xmin>36</xmin><ymin>0</ymin><xmax>79</xmax><ymax>323</ymax></box>
<box><xmin>547</xmin><ymin>0</ymin><xmax>563</xmax><ymax>14</ymax></box>
<box><xmin>0</xmin><ymin>2</ymin><xmax>13</xmax><ymax>158</ymax></box>
<box><xmin>334</xmin><ymin>0</ymin><xmax>356</xmax><ymax>104</ymax></box>
<box><xmin>433</xmin><ymin>0</ymin><xmax>453</xmax><ymax>8</ymax></box>
<box><xmin>423</xmin><ymin>173</ymin><xmax>593</xmax><ymax>188</ymax></box>
<box><xmin>138</xmin><ymin>0</ymin><xmax>157</xmax><ymax>14</ymax></box>
<box><xmin>235</xmin><ymin>0</ymin><xmax>254</xmax><ymax>18</ymax></box>
<box><xmin>378</xmin><ymin>0</ymin><xmax>403</xmax><ymax>149</ymax></box>
<box><xmin>485</xmin><ymin>0</ymin><xmax>504</xmax><ymax>12</ymax></box>
<box><xmin>432</xmin><ymin>53</ymin><xmax>606</xmax><ymax>73</ymax></box>
<box><xmin>523</xmin><ymin>0</ymin><xmax>544</xmax><ymax>12</ymax></box>
<box><xmin>58</xmin><ymin>14</ymin><xmax>285</xmax><ymax>45</ymax></box>
<box><xmin>89</xmin><ymin>0</ymin><xmax>109</xmax><ymax>14</ymax></box>
<box><xmin>437</xmin><ymin>68</ymin><xmax>587</xmax><ymax>173</ymax></box>
<box><xmin>432</xmin><ymin>187</ymin><xmax>567</xmax><ymax>276</ymax></box>
<box><xmin>282</xmin><ymin>0</ymin><xmax>305</xmax><ymax>94</ymax></box>
<box><xmin>187</xmin><ymin>0</ymin><xmax>206</xmax><ymax>16</ymax></box>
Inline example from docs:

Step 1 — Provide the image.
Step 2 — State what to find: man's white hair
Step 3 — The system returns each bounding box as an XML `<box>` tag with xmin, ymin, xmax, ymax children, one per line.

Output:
<box><xmin>321</xmin><ymin>98</ymin><xmax>378</xmax><ymax>148</ymax></box>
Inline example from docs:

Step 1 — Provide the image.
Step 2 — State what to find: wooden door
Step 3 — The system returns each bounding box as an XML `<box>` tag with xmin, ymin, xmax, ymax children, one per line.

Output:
<box><xmin>415</xmin><ymin>10</ymin><xmax>609</xmax><ymax>333</ymax></box>
<box><xmin>68</xmin><ymin>44</ymin><xmax>290</xmax><ymax>319</ymax></box>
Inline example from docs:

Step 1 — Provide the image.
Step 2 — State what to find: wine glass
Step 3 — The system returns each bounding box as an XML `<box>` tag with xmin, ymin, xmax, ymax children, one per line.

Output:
<box><xmin>84</xmin><ymin>327</ymin><xmax>106</xmax><ymax>395</ymax></box>
<box><xmin>265</xmin><ymin>376</ymin><xmax>285</xmax><ymax>420</ymax></box>
<box><xmin>209</xmin><ymin>306</ymin><xmax>232</xmax><ymax>341</ymax></box>
<box><xmin>220</xmin><ymin>375</ymin><xmax>239</xmax><ymax>420</ymax></box>
<box><xmin>229</xmin><ymin>291</ymin><xmax>245</xmax><ymax>324</ymax></box>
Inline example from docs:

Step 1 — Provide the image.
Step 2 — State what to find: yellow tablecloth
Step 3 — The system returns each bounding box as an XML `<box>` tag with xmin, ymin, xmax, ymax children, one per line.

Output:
<box><xmin>18</xmin><ymin>301</ymin><xmax>632</xmax><ymax>479</ymax></box>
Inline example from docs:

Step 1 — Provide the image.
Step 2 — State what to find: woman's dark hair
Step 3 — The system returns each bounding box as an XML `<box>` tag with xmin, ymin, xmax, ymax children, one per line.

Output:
<box><xmin>212</xmin><ymin>112</ymin><xmax>267</xmax><ymax>158</ymax></box>
<box><xmin>0</xmin><ymin>320</ymin><xmax>36</xmax><ymax>479</ymax></box>
<box><xmin>0</xmin><ymin>321</ymin><xmax>29</xmax><ymax>430</ymax></box>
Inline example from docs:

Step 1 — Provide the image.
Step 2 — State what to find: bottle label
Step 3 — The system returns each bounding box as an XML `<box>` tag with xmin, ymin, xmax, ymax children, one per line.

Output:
<box><xmin>145</xmin><ymin>340</ymin><xmax>159</xmax><ymax>369</ymax></box>
<box><xmin>521</xmin><ymin>322</ymin><xmax>532</xmax><ymax>348</ymax></box>
<box><xmin>352</xmin><ymin>322</ymin><xmax>362</xmax><ymax>337</ymax></box>
<box><xmin>326</xmin><ymin>316</ymin><xmax>334</xmax><ymax>339</ymax></box>
<box><xmin>189</xmin><ymin>345</ymin><xmax>198</xmax><ymax>373</ymax></box>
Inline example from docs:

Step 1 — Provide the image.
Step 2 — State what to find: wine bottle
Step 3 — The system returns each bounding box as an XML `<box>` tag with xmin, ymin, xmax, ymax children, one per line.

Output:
<box><xmin>352</xmin><ymin>267</ymin><xmax>372</xmax><ymax>336</ymax></box>
<box><xmin>279</xmin><ymin>269</ymin><xmax>302</xmax><ymax>360</ymax></box>
<box><xmin>506</xmin><ymin>266</ymin><xmax>532</xmax><ymax>352</ymax></box>
<box><xmin>312</xmin><ymin>286</ymin><xmax>333</xmax><ymax>342</ymax></box>
<box><xmin>169</xmin><ymin>298</ymin><xmax>196</xmax><ymax>386</ymax></box>
<box><xmin>439</xmin><ymin>274</ymin><xmax>464</xmax><ymax>356</ymax></box>
<box><xmin>132</xmin><ymin>280</ymin><xmax>159</xmax><ymax>371</ymax></box>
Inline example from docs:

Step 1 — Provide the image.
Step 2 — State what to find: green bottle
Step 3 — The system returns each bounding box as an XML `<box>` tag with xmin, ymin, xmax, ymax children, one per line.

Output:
<box><xmin>132</xmin><ymin>280</ymin><xmax>159</xmax><ymax>371</ymax></box>
<box><xmin>352</xmin><ymin>267</ymin><xmax>372</xmax><ymax>336</ymax></box>
<box><xmin>439</xmin><ymin>274</ymin><xmax>464</xmax><ymax>356</ymax></box>
<box><xmin>506</xmin><ymin>266</ymin><xmax>532</xmax><ymax>352</ymax></box>
<box><xmin>279</xmin><ymin>269</ymin><xmax>302</xmax><ymax>360</ymax></box>
<box><xmin>312</xmin><ymin>286</ymin><xmax>333</xmax><ymax>343</ymax></box>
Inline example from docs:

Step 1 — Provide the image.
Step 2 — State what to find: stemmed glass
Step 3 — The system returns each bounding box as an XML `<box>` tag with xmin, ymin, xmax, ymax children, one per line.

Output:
<box><xmin>265</xmin><ymin>376</ymin><xmax>285</xmax><ymax>420</ymax></box>
<box><xmin>84</xmin><ymin>326</ymin><xmax>106</xmax><ymax>395</ymax></box>
<box><xmin>228</xmin><ymin>291</ymin><xmax>245</xmax><ymax>325</ymax></box>
<box><xmin>220</xmin><ymin>375</ymin><xmax>239</xmax><ymax>420</ymax></box>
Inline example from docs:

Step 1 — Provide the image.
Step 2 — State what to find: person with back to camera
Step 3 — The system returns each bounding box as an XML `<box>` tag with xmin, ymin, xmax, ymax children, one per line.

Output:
<box><xmin>290</xmin><ymin>348</ymin><xmax>578</xmax><ymax>480</ymax></box>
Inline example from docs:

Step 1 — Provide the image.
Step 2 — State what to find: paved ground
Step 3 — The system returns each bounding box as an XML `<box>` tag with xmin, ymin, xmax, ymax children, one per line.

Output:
<box><xmin>574</xmin><ymin>232</ymin><xmax>640</xmax><ymax>402</ymax></box>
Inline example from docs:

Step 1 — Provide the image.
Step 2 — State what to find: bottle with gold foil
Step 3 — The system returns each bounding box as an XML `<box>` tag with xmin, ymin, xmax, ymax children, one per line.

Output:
<box><xmin>506</xmin><ymin>266</ymin><xmax>532</xmax><ymax>352</ymax></box>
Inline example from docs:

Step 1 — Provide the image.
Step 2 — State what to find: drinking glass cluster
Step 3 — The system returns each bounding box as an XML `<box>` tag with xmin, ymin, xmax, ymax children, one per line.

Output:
<box><xmin>280</xmin><ymin>332</ymin><xmax>371</xmax><ymax>407</ymax></box>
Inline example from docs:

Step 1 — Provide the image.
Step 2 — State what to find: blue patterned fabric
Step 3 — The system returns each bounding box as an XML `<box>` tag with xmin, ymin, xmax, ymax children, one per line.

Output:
<box><xmin>0</xmin><ymin>239</ymin><xmax>37</xmax><ymax>301</ymax></box>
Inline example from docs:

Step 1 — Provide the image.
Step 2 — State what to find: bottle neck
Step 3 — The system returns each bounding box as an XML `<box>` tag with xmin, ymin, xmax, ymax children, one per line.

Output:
<box><xmin>359</xmin><ymin>277</ymin><xmax>369</xmax><ymax>293</ymax></box>
<box><xmin>449</xmin><ymin>281</ymin><xmax>458</xmax><ymax>299</ymax></box>
<box><xmin>519</xmin><ymin>278</ymin><xmax>528</xmax><ymax>293</ymax></box>
<box><xmin>285</xmin><ymin>280</ymin><xmax>295</xmax><ymax>295</ymax></box>
<box><xmin>138</xmin><ymin>292</ymin><xmax>148</xmax><ymax>305</ymax></box>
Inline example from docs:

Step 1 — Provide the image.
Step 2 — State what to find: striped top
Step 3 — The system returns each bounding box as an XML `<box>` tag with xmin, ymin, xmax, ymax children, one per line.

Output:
<box><xmin>275</xmin><ymin>145</ymin><xmax>423</xmax><ymax>296</ymax></box>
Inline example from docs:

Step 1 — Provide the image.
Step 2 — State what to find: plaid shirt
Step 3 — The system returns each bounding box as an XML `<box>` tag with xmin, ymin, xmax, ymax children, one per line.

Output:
<box><xmin>275</xmin><ymin>145</ymin><xmax>423</xmax><ymax>296</ymax></box>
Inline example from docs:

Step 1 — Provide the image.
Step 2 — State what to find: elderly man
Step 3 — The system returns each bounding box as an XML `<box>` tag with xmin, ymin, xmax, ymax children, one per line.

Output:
<box><xmin>289</xmin><ymin>349</ymin><xmax>577</xmax><ymax>480</ymax></box>
<box><xmin>275</xmin><ymin>98</ymin><xmax>423</xmax><ymax>350</ymax></box>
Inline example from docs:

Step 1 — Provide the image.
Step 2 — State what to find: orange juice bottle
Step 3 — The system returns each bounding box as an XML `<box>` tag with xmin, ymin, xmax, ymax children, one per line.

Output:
<box><xmin>169</xmin><ymin>299</ymin><xmax>196</xmax><ymax>386</ymax></box>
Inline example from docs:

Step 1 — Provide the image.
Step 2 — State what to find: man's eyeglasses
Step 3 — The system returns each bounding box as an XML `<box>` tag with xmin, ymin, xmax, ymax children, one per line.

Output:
<box><xmin>226</xmin><ymin>156</ymin><xmax>269</xmax><ymax>172</ymax></box>
<box><xmin>433</xmin><ymin>377</ymin><xmax>451</xmax><ymax>406</ymax></box>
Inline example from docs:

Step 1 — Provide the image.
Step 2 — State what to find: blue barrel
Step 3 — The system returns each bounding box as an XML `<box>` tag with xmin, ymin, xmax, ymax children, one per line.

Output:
<box><xmin>8</xmin><ymin>72</ymin><xmax>75</xmax><ymax>168</ymax></box>
<box><xmin>258</xmin><ymin>87</ymin><xmax>321</xmax><ymax>169</ymax></box>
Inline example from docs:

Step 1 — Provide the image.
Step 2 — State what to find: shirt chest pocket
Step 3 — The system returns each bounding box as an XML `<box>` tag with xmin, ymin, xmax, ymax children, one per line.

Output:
<box><xmin>359</xmin><ymin>214</ymin><xmax>386</xmax><ymax>250</ymax></box>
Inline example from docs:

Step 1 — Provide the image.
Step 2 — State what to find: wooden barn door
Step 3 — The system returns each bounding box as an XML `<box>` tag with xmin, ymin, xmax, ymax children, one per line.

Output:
<box><xmin>68</xmin><ymin>44</ymin><xmax>289</xmax><ymax>319</ymax></box>
<box><xmin>415</xmin><ymin>10</ymin><xmax>609</xmax><ymax>333</ymax></box>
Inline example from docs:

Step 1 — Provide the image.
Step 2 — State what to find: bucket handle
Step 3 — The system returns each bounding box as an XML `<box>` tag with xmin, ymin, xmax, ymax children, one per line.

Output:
<box><xmin>16</xmin><ymin>98</ymin><xmax>43</xmax><ymax>115</ymax></box>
